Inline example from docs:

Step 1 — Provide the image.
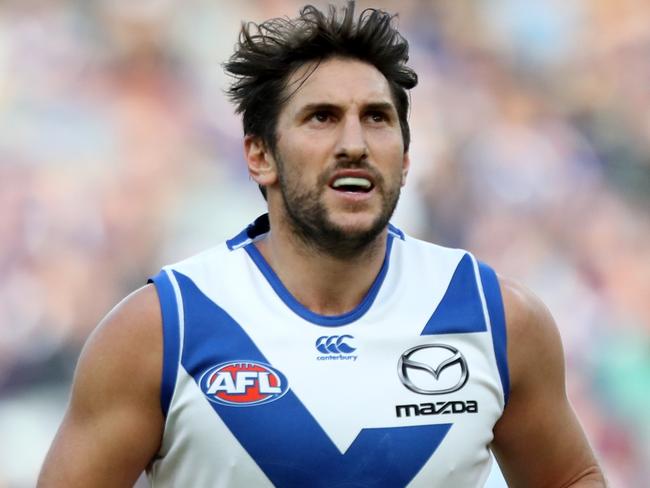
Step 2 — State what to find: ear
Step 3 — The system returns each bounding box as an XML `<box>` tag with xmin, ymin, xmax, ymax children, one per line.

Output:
<box><xmin>244</xmin><ymin>135</ymin><xmax>278</xmax><ymax>187</ymax></box>
<box><xmin>400</xmin><ymin>151</ymin><xmax>410</xmax><ymax>186</ymax></box>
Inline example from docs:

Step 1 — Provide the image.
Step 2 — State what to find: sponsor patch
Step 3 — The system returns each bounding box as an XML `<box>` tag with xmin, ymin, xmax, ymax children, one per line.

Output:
<box><xmin>397</xmin><ymin>344</ymin><xmax>468</xmax><ymax>395</ymax></box>
<box><xmin>199</xmin><ymin>361</ymin><xmax>289</xmax><ymax>406</ymax></box>
<box><xmin>315</xmin><ymin>335</ymin><xmax>358</xmax><ymax>362</ymax></box>
<box><xmin>396</xmin><ymin>400</ymin><xmax>478</xmax><ymax>418</ymax></box>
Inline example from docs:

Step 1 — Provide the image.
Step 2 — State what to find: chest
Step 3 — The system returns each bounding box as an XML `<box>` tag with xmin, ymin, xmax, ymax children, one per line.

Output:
<box><xmin>160</xmin><ymin>271</ymin><xmax>503</xmax><ymax>487</ymax></box>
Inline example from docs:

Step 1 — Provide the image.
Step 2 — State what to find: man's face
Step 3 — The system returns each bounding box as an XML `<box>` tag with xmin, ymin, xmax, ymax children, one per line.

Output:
<box><xmin>269</xmin><ymin>57</ymin><xmax>409</xmax><ymax>257</ymax></box>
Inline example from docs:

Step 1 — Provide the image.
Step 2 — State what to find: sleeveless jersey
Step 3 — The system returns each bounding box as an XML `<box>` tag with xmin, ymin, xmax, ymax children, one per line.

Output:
<box><xmin>147</xmin><ymin>214</ymin><xmax>509</xmax><ymax>488</ymax></box>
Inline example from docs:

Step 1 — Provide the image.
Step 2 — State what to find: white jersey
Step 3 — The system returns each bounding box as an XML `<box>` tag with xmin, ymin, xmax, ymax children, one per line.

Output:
<box><xmin>147</xmin><ymin>214</ymin><xmax>509</xmax><ymax>488</ymax></box>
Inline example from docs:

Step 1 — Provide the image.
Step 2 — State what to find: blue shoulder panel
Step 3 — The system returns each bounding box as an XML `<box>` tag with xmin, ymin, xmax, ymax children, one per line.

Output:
<box><xmin>478</xmin><ymin>262</ymin><xmax>510</xmax><ymax>405</ymax></box>
<box><xmin>421</xmin><ymin>253</ymin><xmax>487</xmax><ymax>335</ymax></box>
<box><xmin>149</xmin><ymin>270</ymin><xmax>181</xmax><ymax>418</ymax></box>
<box><xmin>174</xmin><ymin>270</ymin><xmax>451</xmax><ymax>487</ymax></box>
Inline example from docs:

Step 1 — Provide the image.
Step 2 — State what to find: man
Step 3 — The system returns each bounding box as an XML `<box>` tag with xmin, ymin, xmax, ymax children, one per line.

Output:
<box><xmin>39</xmin><ymin>2</ymin><xmax>606</xmax><ymax>487</ymax></box>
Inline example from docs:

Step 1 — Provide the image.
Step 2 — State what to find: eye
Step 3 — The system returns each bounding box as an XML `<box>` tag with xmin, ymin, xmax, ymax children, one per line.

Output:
<box><xmin>366</xmin><ymin>111</ymin><xmax>388</xmax><ymax>123</ymax></box>
<box><xmin>311</xmin><ymin>111</ymin><xmax>333</xmax><ymax>123</ymax></box>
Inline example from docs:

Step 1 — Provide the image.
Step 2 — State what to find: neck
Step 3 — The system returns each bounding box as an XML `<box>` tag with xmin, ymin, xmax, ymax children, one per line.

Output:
<box><xmin>255</xmin><ymin>213</ymin><xmax>389</xmax><ymax>316</ymax></box>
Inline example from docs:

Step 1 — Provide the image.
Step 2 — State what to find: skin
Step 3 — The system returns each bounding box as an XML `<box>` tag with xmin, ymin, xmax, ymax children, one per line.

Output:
<box><xmin>492</xmin><ymin>278</ymin><xmax>606</xmax><ymax>487</ymax></box>
<box><xmin>38</xmin><ymin>58</ymin><xmax>606</xmax><ymax>487</ymax></box>
<box><xmin>38</xmin><ymin>285</ymin><xmax>164</xmax><ymax>487</ymax></box>
<box><xmin>246</xmin><ymin>58</ymin><xmax>409</xmax><ymax>315</ymax></box>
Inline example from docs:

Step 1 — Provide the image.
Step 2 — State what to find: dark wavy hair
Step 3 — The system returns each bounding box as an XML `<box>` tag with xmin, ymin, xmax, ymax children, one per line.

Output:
<box><xmin>225</xmin><ymin>1</ymin><xmax>418</xmax><ymax>155</ymax></box>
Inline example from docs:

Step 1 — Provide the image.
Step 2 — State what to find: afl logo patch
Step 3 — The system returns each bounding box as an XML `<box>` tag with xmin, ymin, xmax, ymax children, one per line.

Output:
<box><xmin>199</xmin><ymin>361</ymin><xmax>289</xmax><ymax>407</ymax></box>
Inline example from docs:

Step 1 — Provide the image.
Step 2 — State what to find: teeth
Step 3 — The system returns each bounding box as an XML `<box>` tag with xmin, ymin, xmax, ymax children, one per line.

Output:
<box><xmin>332</xmin><ymin>177</ymin><xmax>372</xmax><ymax>189</ymax></box>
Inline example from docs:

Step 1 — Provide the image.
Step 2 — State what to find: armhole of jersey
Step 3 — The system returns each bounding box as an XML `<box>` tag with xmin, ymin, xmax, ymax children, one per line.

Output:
<box><xmin>149</xmin><ymin>270</ymin><xmax>181</xmax><ymax>418</ymax></box>
<box><xmin>478</xmin><ymin>262</ymin><xmax>510</xmax><ymax>405</ymax></box>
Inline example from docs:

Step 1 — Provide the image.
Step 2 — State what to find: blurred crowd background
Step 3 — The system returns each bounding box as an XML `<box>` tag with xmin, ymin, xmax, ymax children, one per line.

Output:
<box><xmin>1</xmin><ymin>0</ymin><xmax>649</xmax><ymax>486</ymax></box>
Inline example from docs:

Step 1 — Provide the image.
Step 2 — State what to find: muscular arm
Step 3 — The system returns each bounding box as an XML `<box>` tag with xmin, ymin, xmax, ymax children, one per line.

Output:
<box><xmin>38</xmin><ymin>285</ymin><xmax>164</xmax><ymax>487</ymax></box>
<box><xmin>491</xmin><ymin>277</ymin><xmax>606</xmax><ymax>487</ymax></box>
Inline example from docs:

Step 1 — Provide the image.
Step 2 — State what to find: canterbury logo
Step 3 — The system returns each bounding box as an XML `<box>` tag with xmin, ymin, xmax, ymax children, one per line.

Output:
<box><xmin>315</xmin><ymin>335</ymin><xmax>356</xmax><ymax>354</ymax></box>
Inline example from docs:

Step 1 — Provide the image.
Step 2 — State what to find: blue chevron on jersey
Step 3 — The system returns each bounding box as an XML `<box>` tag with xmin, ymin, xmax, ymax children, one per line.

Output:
<box><xmin>420</xmin><ymin>253</ymin><xmax>487</xmax><ymax>335</ymax></box>
<box><xmin>148</xmin><ymin>215</ymin><xmax>507</xmax><ymax>487</ymax></box>
<box><xmin>175</xmin><ymin>271</ymin><xmax>452</xmax><ymax>487</ymax></box>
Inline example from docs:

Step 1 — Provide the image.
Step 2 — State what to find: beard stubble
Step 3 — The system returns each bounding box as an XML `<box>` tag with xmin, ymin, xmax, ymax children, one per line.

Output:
<box><xmin>276</xmin><ymin>155</ymin><xmax>402</xmax><ymax>260</ymax></box>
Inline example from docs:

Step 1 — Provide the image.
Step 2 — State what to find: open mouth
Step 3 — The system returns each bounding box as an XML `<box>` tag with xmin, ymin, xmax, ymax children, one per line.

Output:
<box><xmin>330</xmin><ymin>176</ymin><xmax>374</xmax><ymax>193</ymax></box>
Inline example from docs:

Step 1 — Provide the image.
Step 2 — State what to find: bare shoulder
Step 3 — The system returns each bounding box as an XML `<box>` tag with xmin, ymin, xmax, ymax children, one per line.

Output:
<box><xmin>69</xmin><ymin>284</ymin><xmax>164</xmax><ymax>410</ymax></box>
<box><xmin>73</xmin><ymin>283</ymin><xmax>164</xmax><ymax>432</ymax></box>
<box><xmin>499</xmin><ymin>275</ymin><xmax>556</xmax><ymax>338</ymax></box>
<box><xmin>491</xmin><ymin>275</ymin><xmax>606</xmax><ymax>487</ymax></box>
<box><xmin>38</xmin><ymin>284</ymin><xmax>164</xmax><ymax>487</ymax></box>
<box><xmin>81</xmin><ymin>284</ymin><xmax>163</xmax><ymax>380</ymax></box>
<box><xmin>498</xmin><ymin>276</ymin><xmax>564</xmax><ymax>389</ymax></box>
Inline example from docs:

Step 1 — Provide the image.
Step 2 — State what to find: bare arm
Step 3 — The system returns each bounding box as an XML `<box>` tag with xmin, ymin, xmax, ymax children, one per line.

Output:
<box><xmin>491</xmin><ymin>277</ymin><xmax>606</xmax><ymax>487</ymax></box>
<box><xmin>38</xmin><ymin>285</ymin><xmax>164</xmax><ymax>487</ymax></box>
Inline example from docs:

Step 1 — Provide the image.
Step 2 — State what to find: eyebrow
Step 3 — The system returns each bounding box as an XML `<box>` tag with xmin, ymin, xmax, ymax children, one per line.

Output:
<box><xmin>296</xmin><ymin>101</ymin><xmax>397</xmax><ymax>117</ymax></box>
<box><xmin>297</xmin><ymin>103</ymin><xmax>340</xmax><ymax>116</ymax></box>
<box><xmin>363</xmin><ymin>102</ymin><xmax>396</xmax><ymax>114</ymax></box>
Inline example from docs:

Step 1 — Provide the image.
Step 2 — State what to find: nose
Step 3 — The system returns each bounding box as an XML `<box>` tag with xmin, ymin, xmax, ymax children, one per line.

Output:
<box><xmin>335</xmin><ymin>114</ymin><xmax>368</xmax><ymax>162</ymax></box>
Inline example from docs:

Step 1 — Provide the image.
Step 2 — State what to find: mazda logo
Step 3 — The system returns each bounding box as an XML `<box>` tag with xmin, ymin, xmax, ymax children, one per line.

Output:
<box><xmin>397</xmin><ymin>344</ymin><xmax>469</xmax><ymax>395</ymax></box>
